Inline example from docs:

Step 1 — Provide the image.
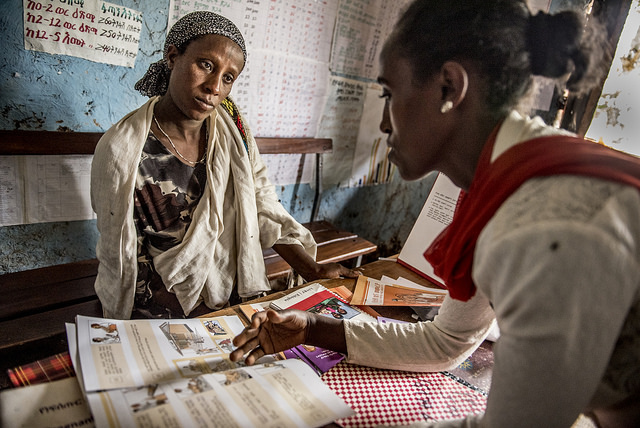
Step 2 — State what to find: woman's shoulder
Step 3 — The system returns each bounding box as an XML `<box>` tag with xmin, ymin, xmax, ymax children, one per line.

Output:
<box><xmin>93</xmin><ymin>99</ymin><xmax>157</xmax><ymax>177</ymax></box>
<box><xmin>484</xmin><ymin>175</ymin><xmax>640</xmax><ymax>255</ymax></box>
<box><xmin>492</xmin><ymin>111</ymin><xmax>574</xmax><ymax>161</ymax></box>
<box><xmin>98</xmin><ymin>99</ymin><xmax>156</xmax><ymax>149</ymax></box>
<box><xmin>503</xmin><ymin>175</ymin><xmax>636</xmax><ymax>219</ymax></box>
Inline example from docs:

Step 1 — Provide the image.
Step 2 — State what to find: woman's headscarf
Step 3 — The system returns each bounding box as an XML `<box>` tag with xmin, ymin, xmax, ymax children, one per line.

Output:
<box><xmin>135</xmin><ymin>11</ymin><xmax>247</xmax><ymax>97</ymax></box>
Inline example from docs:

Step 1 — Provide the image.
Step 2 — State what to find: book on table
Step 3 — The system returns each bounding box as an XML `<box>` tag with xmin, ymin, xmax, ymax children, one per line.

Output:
<box><xmin>1</xmin><ymin>309</ymin><xmax>489</xmax><ymax>428</ymax></box>
<box><xmin>1</xmin><ymin>312</ymin><xmax>490</xmax><ymax>428</ymax></box>
<box><xmin>2</xmin><ymin>281</ymin><xmax>489</xmax><ymax>428</ymax></box>
<box><xmin>351</xmin><ymin>275</ymin><xmax>448</xmax><ymax>307</ymax></box>
<box><xmin>67</xmin><ymin>314</ymin><xmax>354</xmax><ymax>428</ymax></box>
<box><xmin>397</xmin><ymin>172</ymin><xmax>462</xmax><ymax>288</ymax></box>
<box><xmin>269</xmin><ymin>282</ymin><xmax>377</xmax><ymax>323</ymax></box>
<box><xmin>240</xmin><ymin>297</ymin><xmax>347</xmax><ymax>375</ymax></box>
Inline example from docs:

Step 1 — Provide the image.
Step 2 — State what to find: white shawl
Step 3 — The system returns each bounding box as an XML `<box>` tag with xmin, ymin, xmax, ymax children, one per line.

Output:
<box><xmin>91</xmin><ymin>97</ymin><xmax>316</xmax><ymax>319</ymax></box>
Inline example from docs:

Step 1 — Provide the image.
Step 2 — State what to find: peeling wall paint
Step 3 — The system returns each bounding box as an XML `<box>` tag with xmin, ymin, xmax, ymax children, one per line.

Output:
<box><xmin>0</xmin><ymin>220</ymin><xmax>99</xmax><ymax>273</ymax></box>
<box><xmin>0</xmin><ymin>0</ymin><xmax>433</xmax><ymax>274</ymax></box>
<box><xmin>587</xmin><ymin>0</ymin><xmax>640</xmax><ymax>154</ymax></box>
<box><xmin>1</xmin><ymin>1</ymin><xmax>156</xmax><ymax>132</ymax></box>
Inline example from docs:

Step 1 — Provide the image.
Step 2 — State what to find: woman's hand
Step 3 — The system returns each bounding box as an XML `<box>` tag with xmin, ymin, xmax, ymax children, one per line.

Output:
<box><xmin>272</xmin><ymin>243</ymin><xmax>361</xmax><ymax>281</ymax></box>
<box><xmin>230</xmin><ymin>309</ymin><xmax>310</xmax><ymax>365</ymax></box>
<box><xmin>303</xmin><ymin>262</ymin><xmax>361</xmax><ymax>282</ymax></box>
<box><xmin>231</xmin><ymin>308</ymin><xmax>348</xmax><ymax>365</ymax></box>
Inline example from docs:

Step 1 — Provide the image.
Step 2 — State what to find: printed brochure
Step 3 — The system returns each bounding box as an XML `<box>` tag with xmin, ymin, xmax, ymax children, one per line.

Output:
<box><xmin>351</xmin><ymin>276</ymin><xmax>448</xmax><ymax>306</ymax></box>
<box><xmin>70</xmin><ymin>315</ymin><xmax>353</xmax><ymax>427</ymax></box>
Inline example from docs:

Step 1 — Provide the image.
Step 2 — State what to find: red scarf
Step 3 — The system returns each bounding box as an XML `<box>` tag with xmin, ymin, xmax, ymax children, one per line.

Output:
<box><xmin>424</xmin><ymin>132</ymin><xmax>640</xmax><ymax>301</ymax></box>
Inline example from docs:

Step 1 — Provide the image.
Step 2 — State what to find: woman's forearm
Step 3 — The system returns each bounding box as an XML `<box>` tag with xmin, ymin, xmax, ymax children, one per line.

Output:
<box><xmin>305</xmin><ymin>313</ymin><xmax>348</xmax><ymax>355</ymax></box>
<box><xmin>273</xmin><ymin>243</ymin><xmax>320</xmax><ymax>280</ymax></box>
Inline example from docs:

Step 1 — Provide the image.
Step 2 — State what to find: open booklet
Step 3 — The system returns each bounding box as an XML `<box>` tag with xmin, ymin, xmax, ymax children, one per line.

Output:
<box><xmin>397</xmin><ymin>172</ymin><xmax>462</xmax><ymax>288</ymax></box>
<box><xmin>71</xmin><ymin>315</ymin><xmax>354</xmax><ymax>428</ymax></box>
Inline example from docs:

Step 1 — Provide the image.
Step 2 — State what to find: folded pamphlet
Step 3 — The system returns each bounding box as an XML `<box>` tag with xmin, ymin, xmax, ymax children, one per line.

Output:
<box><xmin>397</xmin><ymin>172</ymin><xmax>462</xmax><ymax>288</ymax></box>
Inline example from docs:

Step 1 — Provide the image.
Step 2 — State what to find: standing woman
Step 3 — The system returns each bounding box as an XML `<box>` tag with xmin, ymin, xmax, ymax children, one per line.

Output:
<box><xmin>232</xmin><ymin>1</ymin><xmax>640</xmax><ymax>426</ymax></box>
<box><xmin>91</xmin><ymin>12</ymin><xmax>356</xmax><ymax>320</ymax></box>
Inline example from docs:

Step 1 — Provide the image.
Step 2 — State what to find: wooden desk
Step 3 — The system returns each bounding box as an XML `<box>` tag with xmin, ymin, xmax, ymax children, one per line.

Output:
<box><xmin>0</xmin><ymin>259</ymin><xmax>492</xmax><ymax>428</ymax></box>
<box><xmin>203</xmin><ymin>258</ymin><xmax>494</xmax><ymax>394</ymax></box>
<box><xmin>0</xmin><ymin>259</ymin><xmax>493</xmax><ymax>397</ymax></box>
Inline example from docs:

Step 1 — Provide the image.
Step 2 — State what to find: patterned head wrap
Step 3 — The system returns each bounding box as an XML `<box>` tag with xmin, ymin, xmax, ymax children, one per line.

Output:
<box><xmin>135</xmin><ymin>11</ymin><xmax>247</xmax><ymax>97</ymax></box>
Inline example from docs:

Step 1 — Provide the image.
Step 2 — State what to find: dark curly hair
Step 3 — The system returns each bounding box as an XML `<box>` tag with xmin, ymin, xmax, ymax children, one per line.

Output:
<box><xmin>386</xmin><ymin>0</ymin><xmax>608</xmax><ymax>118</ymax></box>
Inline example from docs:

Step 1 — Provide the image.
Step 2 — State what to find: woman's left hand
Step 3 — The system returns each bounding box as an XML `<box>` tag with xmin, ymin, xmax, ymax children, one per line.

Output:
<box><xmin>273</xmin><ymin>243</ymin><xmax>361</xmax><ymax>281</ymax></box>
<box><xmin>302</xmin><ymin>262</ymin><xmax>361</xmax><ymax>281</ymax></box>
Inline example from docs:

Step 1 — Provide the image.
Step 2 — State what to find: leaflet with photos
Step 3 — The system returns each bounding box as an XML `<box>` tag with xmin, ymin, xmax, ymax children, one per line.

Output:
<box><xmin>351</xmin><ymin>275</ymin><xmax>447</xmax><ymax>307</ymax></box>
<box><xmin>70</xmin><ymin>315</ymin><xmax>354</xmax><ymax>428</ymax></box>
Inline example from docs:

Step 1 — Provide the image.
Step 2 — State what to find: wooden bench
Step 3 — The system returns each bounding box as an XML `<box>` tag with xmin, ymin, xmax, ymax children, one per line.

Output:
<box><xmin>0</xmin><ymin>130</ymin><xmax>377</xmax><ymax>386</ymax></box>
<box><xmin>263</xmin><ymin>220</ymin><xmax>376</xmax><ymax>280</ymax></box>
<box><xmin>0</xmin><ymin>220</ymin><xmax>375</xmax><ymax>349</ymax></box>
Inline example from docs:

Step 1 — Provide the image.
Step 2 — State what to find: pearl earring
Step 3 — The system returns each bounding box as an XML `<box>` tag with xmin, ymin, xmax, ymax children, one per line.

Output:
<box><xmin>440</xmin><ymin>100</ymin><xmax>453</xmax><ymax>114</ymax></box>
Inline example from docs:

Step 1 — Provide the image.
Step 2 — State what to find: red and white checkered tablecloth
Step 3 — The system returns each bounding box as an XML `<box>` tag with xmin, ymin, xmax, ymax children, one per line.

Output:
<box><xmin>322</xmin><ymin>361</ymin><xmax>486</xmax><ymax>427</ymax></box>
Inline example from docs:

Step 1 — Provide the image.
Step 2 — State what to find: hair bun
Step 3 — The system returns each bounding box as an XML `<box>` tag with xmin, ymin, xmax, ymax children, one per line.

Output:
<box><xmin>526</xmin><ymin>11</ymin><xmax>584</xmax><ymax>78</ymax></box>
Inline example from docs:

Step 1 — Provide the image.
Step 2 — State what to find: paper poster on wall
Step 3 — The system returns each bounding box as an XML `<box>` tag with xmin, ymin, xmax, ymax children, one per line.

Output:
<box><xmin>240</xmin><ymin>51</ymin><xmax>330</xmax><ymax>138</ymax></box>
<box><xmin>526</xmin><ymin>0</ymin><xmax>552</xmax><ymax>13</ymax></box>
<box><xmin>24</xmin><ymin>155</ymin><xmax>96</xmax><ymax>224</ymax></box>
<box><xmin>529</xmin><ymin>76</ymin><xmax>556</xmax><ymax>112</ymax></box>
<box><xmin>0</xmin><ymin>157</ymin><xmax>25</xmax><ymax>227</ymax></box>
<box><xmin>349</xmin><ymin>84</ymin><xmax>395</xmax><ymax>187</ymax></box>
<box><xmin>330</xmin><ymin>0</ymin><xmax>412</xmax><ymax>80</ymax></box>
<box><xmin>524</xmin><ymin>0</ymin><xmax>555</xmax><ymax>111</ymax></box>
<box><xmin>261</xmin><ymin>153</ymin><xmax>314</xmax><ymax>185</ymax></box>
<box><xmin>23</xmin><ymin>0</ymin><xmax>142</xmax><ymax>67</ymax></box>
<box><xmin>0</xmin><ymin>155</ymin><xmax>96</xmax><ymax>226</ymax></box>
<box><xmin>315</xmin><ymin>76</ymin><xmax>367</xmax><ymax>186</ymax></box>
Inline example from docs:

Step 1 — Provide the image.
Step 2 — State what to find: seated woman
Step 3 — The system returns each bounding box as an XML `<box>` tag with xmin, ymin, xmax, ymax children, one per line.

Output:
<box><xmin>91</xmin><ymin>11</ymin><xmax>357</xmax><ymax>320</ymax></box>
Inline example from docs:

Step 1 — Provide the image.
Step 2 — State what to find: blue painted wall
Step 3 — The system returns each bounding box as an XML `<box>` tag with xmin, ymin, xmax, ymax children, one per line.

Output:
<box><xmin>0</xmin><ymin>0</ymin><xmax>434</xmax><ymax>274</ymax></box>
